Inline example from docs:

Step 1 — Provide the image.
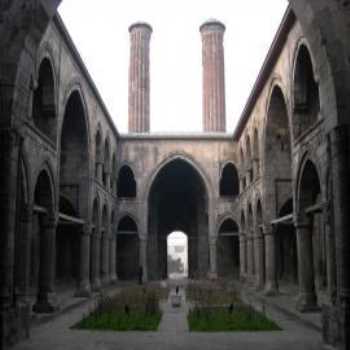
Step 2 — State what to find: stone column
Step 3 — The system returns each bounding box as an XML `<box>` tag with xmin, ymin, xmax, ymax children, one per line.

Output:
<box><xmin>246</xmin><ymin>234</ymin><xmax>254</xmax><ymax>278</ymax></box>
<box><xmin>325</xmin><ymin>204</ymin><xmax>337</xmax><ymax>304</ymax></box>
<box><xmin>33</xmin><ymin>216</ymin><xmax>58</xmax><ymax>313</ymax></box>
<box><xmin>329</xmin><ymin>126</ymin><xmax>350</xmax><ymax>347</ymax></box>
<box><xmin>105</xmin><ymin>171</ymin><xmax>111</xmax><ymax>192</ymax></box>
<box><xmin>96</xmin><ymin>160</ymin><xmax>103</xmax><ymax>184</ymax></box>
<box><xmin>100</xmin><ymin>231</ymin><xmax>110</xmax><ymax>285</ymax></box>
<box><xmin>91</xmin><ymin>229</ymin><xmax>101</xmax><ymax>291</ymax></box>
<box><xmin>109</xmin><ymin>235</ymin><xmax>117</xmax><ymax>283</ymax></box>
<box><xmin>255</xmin><ymin>229</ymin><xmax>265</xmax><ymax>290</ymax></box>
<box><xmin>209</xmin><ymin>237</ymin><xmax>218</xmax><ymax>279</ymax></box>
<box><xmin>14</xmin><ymin>204</ymin><xmax>32</xmax><ymax>301</ymax></box>
<box><xmin>263</xmin><ymin>225</ymin><xmax>278</xmax><ymax>295</ymax></box>
<box><xmin>200</xmin><ymin>19</ymin><xmax>226</xmax><ymax>132</ymax></box>
<box><xmin>295</xmin><ymin>214</ymin><xmax>319</xmax><ymax>312</ymax></box>
<box><xmin>75</xmin><ymin>225</ymin><xmax>91</xmax><ymax>297</ymax></box>
<box><xmin>239</xmin><ymin>177</ymin><xmax>244</xmax><ymax>193</ymax></box>
<box><xmin>128</xmin><ymin>22</ymin><xmax>152</xmax><ymax>133</ymax></box>
<box><xmin>0</xmin><ymin>130</ymin><xmax>21</xmax><ymax>309</ymax></box>
<box><xmin>239</xmin><ymin>234</ymin><xmax>247</xmax><ymax>280</ymax></box>
<box><xmin>139</xmin><ymin>235</ymin><xmax>148</xmax><ymax>283</ymax></box>
<box><xmin>252</xmin><ymin>158</ymin><xmax>260</xmax><ymax>179</ymax></box>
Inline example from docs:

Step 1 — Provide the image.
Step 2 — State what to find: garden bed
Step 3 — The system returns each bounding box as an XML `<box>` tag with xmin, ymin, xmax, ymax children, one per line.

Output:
<box><xmin>186</xmin><ymin>282</ymin><xmax>281</xmax><ymax>332</ymax></box>
<box><xmin>74</xmin><ymin>286</ymin><xmax>167</xmax><ymax>331</ymax></box>
<box><xmin>188</xmin><ymin>305</ymin><xmax>281</xmax><ymax>332</ymax></box>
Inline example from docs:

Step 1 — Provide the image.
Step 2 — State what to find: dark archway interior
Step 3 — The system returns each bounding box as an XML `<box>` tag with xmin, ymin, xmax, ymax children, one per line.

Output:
<box><xmin>299</xmin><ymin>161</ymin><xmax>326</xmax><ymax>291</ymax></box>
<box><xmin>265</xmin><ymin>86</ymin><xmax>293</xmax><ymax>219</ymax></box>
<box><xmin>220</xmin><ymin>163</ymin><xmax>239</xmax><ymax>196</ymax></box>
<box><xmin>217</xmin><ymin>219</ymin><xmax>239</xmax><ymax>278</ymax></box>
<box><xmin>293</xmin><ymin>45</ymin><xmax>320</xmax><ymax>139</ymax></box>
<box><xmin>247</xmin><ymin>205</ymin><xmax>255</xmax><ymax>275</ymax></box>
<box><xmin>103</xmin><ymin>140</ymin><xmax>110</xmax><ymax>188</ymax></box>
<box><xmin>275</xmin><ymin>198</ymin><xmax>298</xmax><ymax>285</ymax></box>
<box><xmin>148</xmin><ymin>159</ymin><xmax>208</xmax><ymax>280</ymax></box>
<box><xmin>56</xmin><ymin>196</ymin><xmax>80</xmax><ymax>284</ymax></box>
<box><xmin>240</xmin><ymin>212</ymin><xmax>247</xmax><ymax>275</ymax></box>
<box><xmin>117</xmin><ymin>166</ymin><xmax>136</xmax><ymax>198</ymax></box>
<box><xmin>31</xmin><ymin>171</ymin><xmax>53</xmax><ymax>305</ymax></box>
<box><xmin>59</xmin><ymin>91</ymin><xmax>89</xmax><ymax>213</ymax></box>
<box><xmin>57</xmin><ymin>91</ymin><xmax>88</xmax><ymax>287</ymax></box>
<box><xmin>256</xmin><ymin>200</ymin><xmax>265</xmax><ymax>284</ymax></box>
<box><xmin>117</xmin><ymin>216</ymin><xmax>139</xmax><ymax>280</ymax></box>
<box><xmin>32</xmin><ymin>58</ymin><xmax>57</xmax><ymax>142</ymax></box>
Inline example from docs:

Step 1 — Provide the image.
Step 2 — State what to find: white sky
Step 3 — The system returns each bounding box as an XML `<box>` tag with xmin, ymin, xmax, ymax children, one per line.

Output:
<box><xmin>58</xmin><ymin>0</ymin><xmax>288</xmax><ymax>133</ymax></box>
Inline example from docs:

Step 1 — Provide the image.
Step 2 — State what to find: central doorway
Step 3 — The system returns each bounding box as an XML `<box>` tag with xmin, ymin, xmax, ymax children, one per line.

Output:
<box><xmin>148</xmin><ymin>158</ymin><xmax>209</xmax><ymax>280</ymax></box>
<box><xmin>167</xmin><ymin>232</ymin><xmax>188</xmax><ymax>279</ymax></box>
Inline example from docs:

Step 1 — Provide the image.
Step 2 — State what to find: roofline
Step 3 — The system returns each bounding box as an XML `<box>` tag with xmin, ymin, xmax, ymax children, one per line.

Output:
<box><xmin>232</xmin><ymin>6</ymin><xmax>295</xmax><ymax>141</ymax></box>
<box><xmin>119</xmin><ymin>132</ymin><xmax>235</xmax><ymax>141</ymax></box>
<box><xmin>53</xmin><ymin>14</ymin><xmax>120</xmax><ymax>139</ymax></box>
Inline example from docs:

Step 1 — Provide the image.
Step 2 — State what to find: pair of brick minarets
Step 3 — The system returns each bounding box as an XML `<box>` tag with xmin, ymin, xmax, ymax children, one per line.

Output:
<box><xmin>128</xmin><ymin>20</ymin><xmax>226</xmax><ymax>133</ymax></box>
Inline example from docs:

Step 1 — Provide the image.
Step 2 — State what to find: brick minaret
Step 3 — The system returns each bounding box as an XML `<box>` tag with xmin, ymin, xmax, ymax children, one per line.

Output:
<box><xmin>128</xmin><ymin>22</ymin><xmax>152</xmax><ymax>133</ymax></box>
<box><xmin>200</xmin><ymin>19</ymin><xmax>226</xmax><ymax>132</ymax></box>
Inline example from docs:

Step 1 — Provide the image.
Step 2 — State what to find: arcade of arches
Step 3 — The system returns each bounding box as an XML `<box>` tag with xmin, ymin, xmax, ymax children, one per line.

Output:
<box><xmin>0</xmin><ymin>1</ymin><xmax>350</xmax><ymax>349</ymax></box>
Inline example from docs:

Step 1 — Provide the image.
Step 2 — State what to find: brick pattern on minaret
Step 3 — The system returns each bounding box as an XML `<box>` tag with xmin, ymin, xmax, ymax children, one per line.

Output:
<box><xmin>128</xmin><ymin>22</ymin><xmax>152</xmax><ymax>133</ymax></box>
<box><xmin>200</xmin><ymin>20</ymin><xmax>226</xmax><ymax>132</ymax></box>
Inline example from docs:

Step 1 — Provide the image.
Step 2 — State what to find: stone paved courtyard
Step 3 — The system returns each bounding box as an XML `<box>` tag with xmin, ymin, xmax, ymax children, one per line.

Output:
<box><xmin>13</xmin><ymin>286</ymin><xmax>322</xmax><ymax>350</ymax></box>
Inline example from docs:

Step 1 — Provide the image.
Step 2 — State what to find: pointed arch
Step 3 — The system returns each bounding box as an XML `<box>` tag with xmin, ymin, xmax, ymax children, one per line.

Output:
<box><xmin>103</xmin><ymin>137</ymin><xmax>111</xmax><ymax>188</ymax></box>
<box><xmin>293</xmin><ymin>42</ymin><xmax>320</xmax><ymax>139</ymax></box>
<box><xmin>59</xmin><ymin>89</ymin><xmax>89</xmax><ymax>217</ymax></box>
<box><xmin>144</xmin><ymin>154</ymin><xmax>213</xmax><ymax>203</ymax></box>
<box><xmin>263</xmin><ymin>83</ymin><xmax>293</xmax><ymax>220</ymax></box>
<box><xmin>219</xmin><ymin>162</ymin><xmax>239</xmax><ymax>196</ymax></box>
<box><xmin>117</xmin><ymin>165</ymin><xmax>137</xmax><ymax>198</ymax></box>
<box><xmin>32</xmin><ymin>57</ymin><xmax>57</xmax><ymax>143</ymax></box>
<box><xmin>117</xmin><ymin>215</ymin><xmax>139</xmax><ymax>280</ymax></box>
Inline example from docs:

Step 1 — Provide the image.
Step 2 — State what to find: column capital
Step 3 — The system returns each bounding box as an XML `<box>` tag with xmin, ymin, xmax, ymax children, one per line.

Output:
<box><xmin>262</xmin><ymin>224</ymin><xmax>274</xmax><ymax>236</ymax></box>
<box><xmin>82</xmin><ymin>224</ymin><xmax>93</xmax><ymax>236</ymax></box>
<box><xmin>139</xmin><ymin>234</ymin><xmax>148</xmax><ymax>242</ymax></box>
<box><xmin>294</xmin><ymin>212</ymin><xmax>311</xmax><ymax>229</ymax></box>
<box><xmin>21</xmin><ymin>203</ymin><xmax>33</xmax><ymax>222</ymax></box>
<box><xmin>42</xmin><ymin>214</ymin><xmax>58</xmax><ymax>229</ymax></box>
<box><xmin>209</xmin><ymin>236</ymin><xmax>217</xmax><ymax>245</ymax></box>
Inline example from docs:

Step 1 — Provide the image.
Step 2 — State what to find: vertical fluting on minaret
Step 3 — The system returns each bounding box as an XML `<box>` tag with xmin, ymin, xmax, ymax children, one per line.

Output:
<box><xmin>200</xmin><ymin>19</ymin><xmax>226</xmax><ymax>132</ymax></box>
<box><xmin>128</xmin><ymin>22</ymin><xmax>152</xmax><ymax>133</ymax></box>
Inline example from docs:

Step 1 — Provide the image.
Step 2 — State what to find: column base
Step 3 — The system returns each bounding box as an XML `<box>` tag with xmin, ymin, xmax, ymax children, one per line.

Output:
<box><xmin>91</xmin><ymin>279</ymin><xmax>101</xmax><ymax>292</ymax></box>
<box><xmin>101</xmin><ymin>276</ymin><xmax>110</xmax><ymax>286</ymax></box>
<box><xmin>240</xmin><ymin>274</ymin><xmax>247</xmax><ymax>283</ymax></box>
<box><xmin>32</xmin><ymin>293</ymin><xmax>58</xmax><ymax>314</ymax></box>
<box><xmin>264</xmin><ymin>282</ymin><xmax>279</xmax><ymax>297</ymax></box>
<box><xmin>208</xmin><ymin>272</ymin><xmax>218</xmax><ymax>280</ymax></box>
<box><xmin>254</xmin><ymin>280</ymin><xmax>265</xmax><ymax>291</ymax></box>
<box><xmin>296</xmin><ymin>293</ymin><xmax>320</xmax><ymax>313</ymax></box>
<box><xmin>75</xmin><ymin>282</ymin><xmax>91</xmax><ymax>298</ymax></box>
<box><xmin>110</xmin><ymin>274</ymin><xmax>118</xmax><ymax>284</ymax></box>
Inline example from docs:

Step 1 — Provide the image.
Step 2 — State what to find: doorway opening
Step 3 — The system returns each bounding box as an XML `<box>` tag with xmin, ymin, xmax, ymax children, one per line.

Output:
<box><xmin>167</xmin><ymin>231</ymin><xmax>188</xmax><ymax>280</ymax></box>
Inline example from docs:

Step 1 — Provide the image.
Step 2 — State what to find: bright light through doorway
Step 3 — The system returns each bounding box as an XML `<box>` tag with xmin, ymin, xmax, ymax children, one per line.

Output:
<box><xmin>167</xmin><ymin>232</ymin><xmax>188</xmax><ymax>279</ymax></box>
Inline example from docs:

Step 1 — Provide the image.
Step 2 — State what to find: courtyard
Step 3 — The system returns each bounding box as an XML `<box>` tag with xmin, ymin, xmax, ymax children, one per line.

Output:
<box><xmin>13</xmin><ymin>282</ymin><xmax>322</xmax><ymax>350</ymax></box>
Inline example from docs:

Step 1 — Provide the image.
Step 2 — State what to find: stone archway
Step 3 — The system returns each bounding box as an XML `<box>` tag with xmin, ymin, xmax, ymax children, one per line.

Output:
<box><xmin>147</xmin><ymin>158</ymin><xmax>209</xmax><ymax>280</ymax></box>
<box><xmin>32</xmin><ymin>168</ymin><xmax>56</xmax><ymax>313</ymax></box>
<box><xmin>219</xmin><ymin>163</ymin><xmax>239</xmax><ymax>197</ymax></box>
<box><xmin>217</xmin><ymin>218</ymin><xmax>239</xmax><ymax>279</ymax></box>
<box><xmin>117</xmin><ymin>216</ymin><xmax>139</xmax><ymax>281</ymax></box>
<box><xmin>295</xmin><ymin>159</ymin><xmax>323</xmax><ymax>312</ymax></box>
<box><xmin>32</xmin><ymin>58</ymin><xmax>57</xmax><ymax>143</ymax></box>
<box><xmin>57</xmin><ymin>90</ymin><xmax>89</xmax><ymax>293</ymax></box>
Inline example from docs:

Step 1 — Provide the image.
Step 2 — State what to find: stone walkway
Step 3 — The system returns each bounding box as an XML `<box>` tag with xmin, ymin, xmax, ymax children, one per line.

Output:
<box><xmin>13</xmin><ymin>285</ymin><xmax>323</xmax><ymax>350</ymax></box>
<box><xmin>158</xmin><ymin>287</ymin><xmax>188</xmax><ymax>333</ymax></box>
